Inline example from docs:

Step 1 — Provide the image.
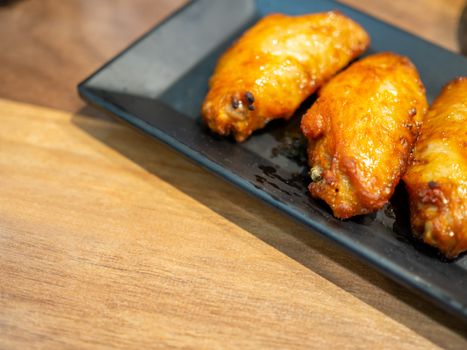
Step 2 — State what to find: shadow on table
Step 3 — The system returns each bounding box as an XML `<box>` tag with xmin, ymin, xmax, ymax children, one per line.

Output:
<box><xmin>73</xmin><ymin>104</ymin><xmax>467</xmax><ymax>349</ymax></box>
<box><xmin>0</xmin><ymin>0</ymin><xmax>24</xmax><ymax>8</ymax></box>
<box><xmin>458</xmin><ymin>3</ymin><xmax>467</xmax><ymax>56</ymax></box>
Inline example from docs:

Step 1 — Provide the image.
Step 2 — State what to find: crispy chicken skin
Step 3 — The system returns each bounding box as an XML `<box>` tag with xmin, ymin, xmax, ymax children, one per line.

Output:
<box><xmin>202</xmin><ymin>12</ymin><xmax>370</xmax><ymax>142</ymax></box>
<box><xmin>301</xmin><ymin>52</ymin><xmax>428</xmax><ymax>219</ymax></box>
<box><xmin>403</xmin><ymin>78</ymin><xmax>467</xmax><ymax>258</ymax></box>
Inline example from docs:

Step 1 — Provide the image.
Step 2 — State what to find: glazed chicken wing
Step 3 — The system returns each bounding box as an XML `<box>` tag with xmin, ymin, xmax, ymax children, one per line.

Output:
<box><xmin>403</xmin><ymin>77</ymin><xmax>467</xmax><ymax>258</ymax></box>
<box><xmin>202</xmin><ymin>11</ymin><xmax>370</xmax><ymax>142</ymax></box>
<box><xmin>301</xmin><ymin>52</ymin><xmax>428</xmax><ymax>219</ymax></box>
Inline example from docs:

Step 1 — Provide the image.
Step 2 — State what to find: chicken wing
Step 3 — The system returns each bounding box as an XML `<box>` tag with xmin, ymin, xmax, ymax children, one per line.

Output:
<box><xmin>202</xmin><ymin>11</ymin><xmax>370</xmax><ymax>142</ymax></box>
<box><xmin>301</xmin><ymin>52</ymin><xmax>428</xmax><ymax>219</ymax></box>
<box><xmin>403</xmin><ymin>77</ymin><xmax>467</xmax><ymax>258</ymax></box>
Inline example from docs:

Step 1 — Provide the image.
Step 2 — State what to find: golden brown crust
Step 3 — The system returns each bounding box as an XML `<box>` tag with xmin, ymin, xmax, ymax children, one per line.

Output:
<box><xmin>202</xmin><ymin>11</ymin><xmax>370</xmax><ymax>142</ymax></box>
<box><xmin>403</xmin><ymin>77</ymin><xmax>467</xmax><ymax>258</ymax></box>
<box><xmin>301</xmin><ymin>52</ymin><xmax>428</xmax><ymax>219</ymax></box>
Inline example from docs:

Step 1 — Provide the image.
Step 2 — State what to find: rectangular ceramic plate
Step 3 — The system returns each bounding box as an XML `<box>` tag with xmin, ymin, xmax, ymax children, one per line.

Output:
<box><xmin>79</xmin><ymin>0</ymin><xmax>467</xmax><ymax>320</ymax></box>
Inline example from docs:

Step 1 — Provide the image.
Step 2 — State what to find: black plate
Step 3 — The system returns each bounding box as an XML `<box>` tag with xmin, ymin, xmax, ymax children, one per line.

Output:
<box><xmin>78</xmin><ymin>0</ymin><xmax>467</xmax><ymax>320</ymax></box>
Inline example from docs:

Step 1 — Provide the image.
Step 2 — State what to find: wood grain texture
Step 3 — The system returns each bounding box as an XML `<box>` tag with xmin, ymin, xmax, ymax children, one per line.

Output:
<box><xmin>339</xmin><ymin>0</ymin><xmax>465</xmax><ymax>52</ymax></box>
<box><xmin>0</xmin><ymin>0</ymin><xmax>466</xmax><ymax>348</ymax></box>
<box><xmin>0</xmin><ymin>99</ymin><xmax>466</xmax><ymax>349</ymax></box>
<box><xmin>0</xmin><ymin>0</ymin><xmax>186</xmax><ymax>113</ymax></box>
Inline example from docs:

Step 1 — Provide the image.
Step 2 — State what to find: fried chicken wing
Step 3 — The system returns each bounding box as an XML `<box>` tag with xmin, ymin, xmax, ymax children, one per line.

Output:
<box><xmin>202</xmin><ymin>12</ymin><xmax>370</xmax><ymax>142</ymax></box>
<box><xmin>403</xmin><ymin>77</ymin><xmax>467</xmax><ymax>258</ymax></box>
<box><xmin>301</xmin><ymin>52</ymin><xmax>428</xmax><ymax>219</ymax></box>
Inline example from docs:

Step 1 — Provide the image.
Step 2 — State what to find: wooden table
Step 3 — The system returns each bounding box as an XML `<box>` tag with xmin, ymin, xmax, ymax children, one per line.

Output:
<box><xmin>0</xmin><ymin>0</ymin><xmax>466</xmax><ymax>348</ymax></box>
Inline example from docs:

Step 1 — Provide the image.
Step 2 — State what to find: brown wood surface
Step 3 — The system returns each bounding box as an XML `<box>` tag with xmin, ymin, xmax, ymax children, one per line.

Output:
<box><xmin>341</xmin><ymin>0</ymin><xmax>465</xmax><ymax>52</ymax></box>
<box><xmin>1</xmin><ymin>98</ymin><xmax>466</xmax><ymax>349</ymax></box>
<box><xmin>0</xmin><ymin>0</ymin><xmax>466</xmax><ymax>349</ymax></box>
